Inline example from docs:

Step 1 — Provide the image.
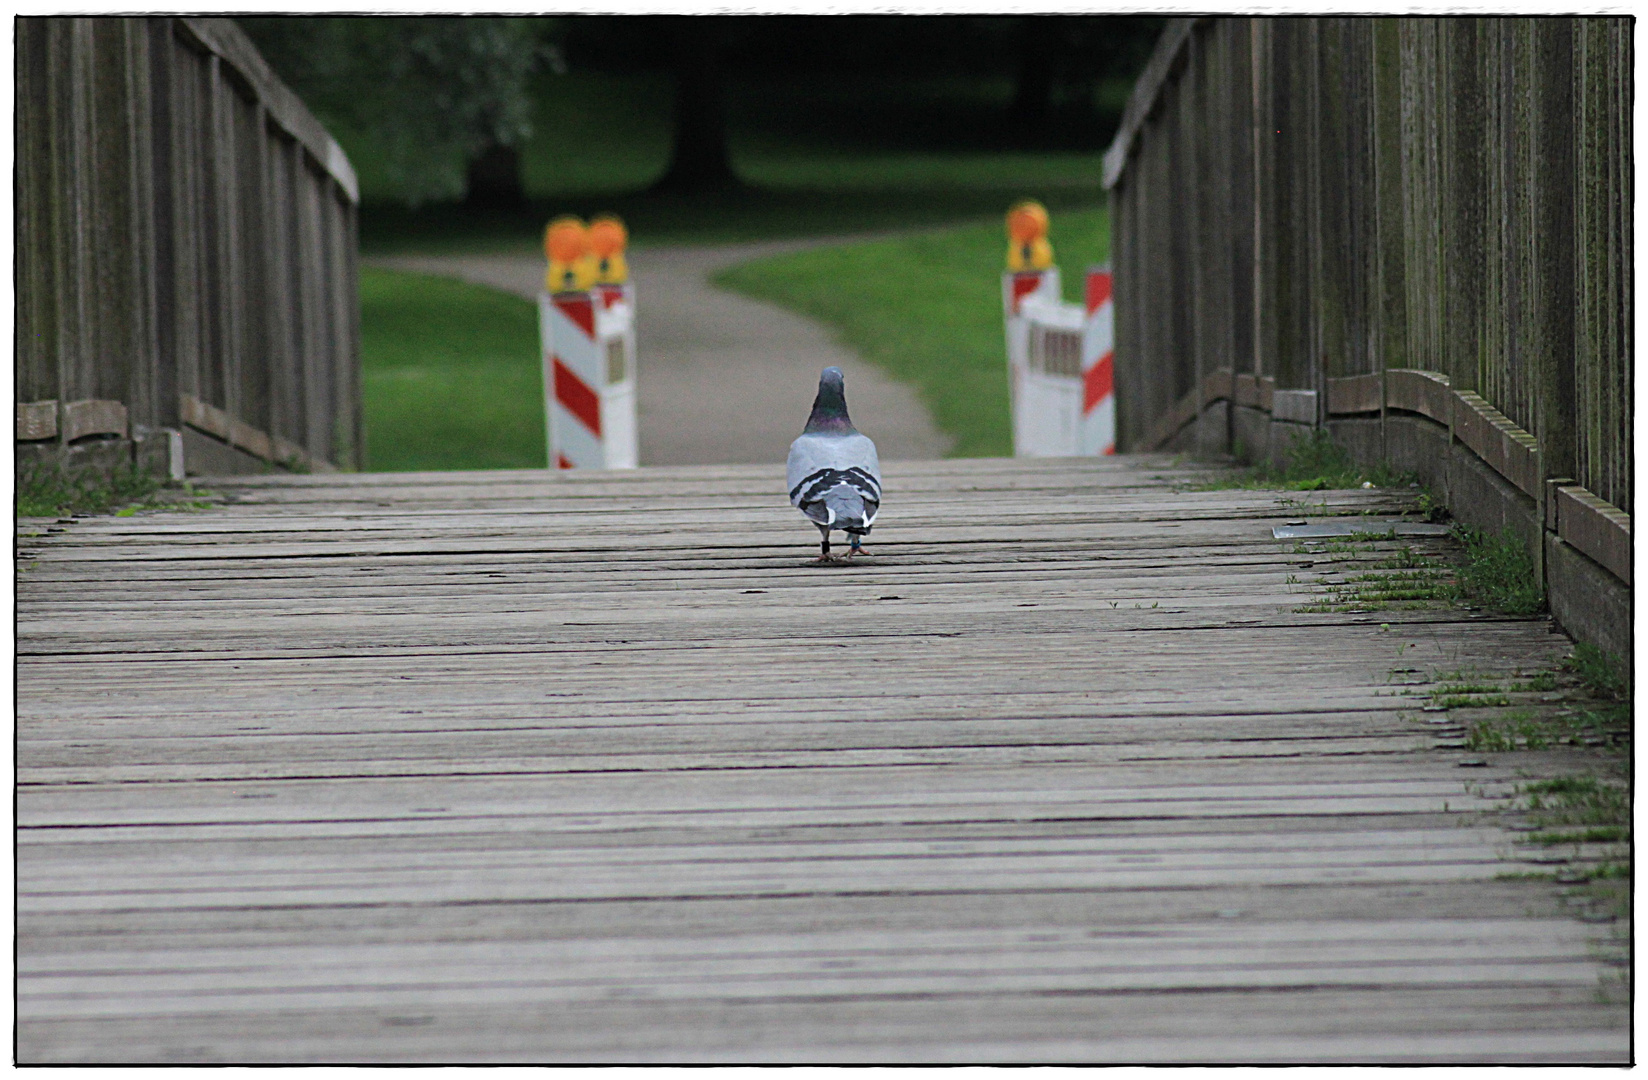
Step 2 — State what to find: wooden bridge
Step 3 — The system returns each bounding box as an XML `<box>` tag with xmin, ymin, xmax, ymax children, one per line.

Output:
<box><xmin>16</xmin><ymin>456</ymin><xmax>1627</xmax><ymax>1063</ymax></box>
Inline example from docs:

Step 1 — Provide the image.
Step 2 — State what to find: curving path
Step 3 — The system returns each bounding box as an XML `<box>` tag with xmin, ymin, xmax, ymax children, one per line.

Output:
<box><xmin>369</xmin><ymin>237</ymin><xmax>952</xmax><ymax>467</ymax></box>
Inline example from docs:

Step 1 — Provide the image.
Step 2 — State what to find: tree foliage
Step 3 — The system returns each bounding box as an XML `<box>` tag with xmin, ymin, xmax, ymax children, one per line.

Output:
<box><xmin>240</xmin><ymin>17</ymin><xmax>547</xmax><ymax>206</ymax></box>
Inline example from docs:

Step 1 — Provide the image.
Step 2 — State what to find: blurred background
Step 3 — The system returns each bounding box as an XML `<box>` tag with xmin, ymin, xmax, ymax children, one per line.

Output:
<box><xmin>239</xmin><ymin>15</ymin><xmax>1163</xmax><ymax>470</ymax></box>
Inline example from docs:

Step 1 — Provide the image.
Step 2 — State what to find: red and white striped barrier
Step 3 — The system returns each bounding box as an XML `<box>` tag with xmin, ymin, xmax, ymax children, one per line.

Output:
<box><xmin>1002</xmin><ymin>267</ymin><xmax>1061</xmax><ymax>426</ymax></box>
<box><xmin>1002</xmin><ymin>265</ymin><xmax>1115</xmax><ymax>457</ymax></box>
<box><xmin>1081</xmin><ymin>267</ymin><xmax>1115</xmax><ymax>456</ymax></box>
<box><xmin>540</xmin><ymin>281</ymin><xmax>637</xmax><ymax>470</ymax></box>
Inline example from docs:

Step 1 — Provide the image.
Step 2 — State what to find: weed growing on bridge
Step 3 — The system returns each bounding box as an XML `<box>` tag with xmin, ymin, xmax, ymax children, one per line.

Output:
<box><xmin>1565</xmin><ymin>642</ymin><xmax>1629</xmax><ymax>701</ymax></box>
<box><xmin>1467</xmin><ymin>706</ymin><xmax>1629</xmax><ymax>752</ymax></box>
<box><xmin>1414</xmin><ymin>490</ymin><xmax>1448</xmax><ymax>522</ymax></box>
<box><xmin>1452</xmin><ymin>524</ymin><xmax>1546</xmax><ymax>617</ymax></box>
<box><xmin>1420</xmin><ymin>656</ymin><xmax>1628</xmax><ymax>754</ymax></box>
<box><xmin>1465</xmin><ymin>644</ymin><xmax>1635</xmax><ymax>755</ymax></box>
<box><xmin>15</xmin><ymin>464</ymin><xmax>216</xmax><ymax>518</ymax></box>
<box><xmin>1431</xmin><ymin>643</ymin><xmax>1634</xmax><ymax>920</ymax></box>
<box><xmin>1434</xmin><ymin>690</ymin><xmax>1513</xmax><ymax>709</ymax></box>
<box><xmin>1198</xmin><ymin>430</ymin><xmax>1417</xmax><ymax>492</ymax></box>
<box><xmin>1290</xmin><ymin>536</ymin><xmax>1457</xmax><ymax>614</ymax></box>
<box><xmin>1288</xmin><ymin>522</ymin><xmax>1547</xmax><ymax>619</ymax></box>
<box><xmin>1515</xmin><ymin>775</ymin><xmax>1630</xmax><ymax>874</ymax></box>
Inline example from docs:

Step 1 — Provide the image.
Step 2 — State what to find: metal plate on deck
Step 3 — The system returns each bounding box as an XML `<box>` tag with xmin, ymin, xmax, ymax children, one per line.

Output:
<box><xmin>1272</xmin><ymin>520</ymin><xmax>1452</xmax><ymax>539</ymax></box>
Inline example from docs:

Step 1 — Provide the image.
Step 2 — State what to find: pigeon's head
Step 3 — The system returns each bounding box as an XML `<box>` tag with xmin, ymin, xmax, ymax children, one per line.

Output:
<box><xmin>805</xmin><ymin>367</ymin><xmax>856</xmax><ymax>435</ymax></box>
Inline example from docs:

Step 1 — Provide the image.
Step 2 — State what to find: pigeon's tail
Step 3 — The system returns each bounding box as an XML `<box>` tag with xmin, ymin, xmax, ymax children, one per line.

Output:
<box><xmin>822</xmin><ymin>484</ymin><xmax>872</xmax><ymax>534</ymax></box>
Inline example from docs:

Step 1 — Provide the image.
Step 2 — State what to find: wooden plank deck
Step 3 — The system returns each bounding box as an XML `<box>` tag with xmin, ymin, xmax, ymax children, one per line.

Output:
<box><xmin>16</xmin><ymin>456</ymin><xmax>1629</xmax><ymax>1063</ymax></box>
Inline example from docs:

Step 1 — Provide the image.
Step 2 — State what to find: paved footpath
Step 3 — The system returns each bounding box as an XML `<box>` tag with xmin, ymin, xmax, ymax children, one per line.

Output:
<box><xmin>370</xmin><ymin>238</ymin><xmax>951</xmax><ymax>466</ymax></box>
<box><xmin>15</xmin><ymin>457</ymin><xmax>1627</xmax><ymax>1063</ymax></box>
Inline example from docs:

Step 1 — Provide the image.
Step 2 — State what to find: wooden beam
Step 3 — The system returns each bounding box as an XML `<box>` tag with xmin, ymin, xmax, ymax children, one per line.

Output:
<box><xmin>60</xmin><ymin>399</ymin><xmax>129</xmax><ymax>442</ymax></box>
<box><xmin>1271</xmin><ymin>389</ymin><xmax>1317</xmax><ymax>424</ymax></box>
<box><xmin>179</xmin><ymin>392</ymin><xmax>334</xmax><ymax>473</ymax></box>
<box><xmin>17</xmin><ymin>400</ymin><xmax>59</xmax><ymax>442</ymax></box>
<box><xmin>1384</xmin><ymin>369</ymin><xmax>1452</xmax><ymax>424</ymax></box>
<box><xmin>1555</xmin><ymin>484</ymin><xmax>1631</xmax><ymax>584</ymax></box>
<box><xmin>1326</xmin><ymin>374</ymin><xmax>1383</xmax><ymax>416</ymax></box>
<box><xmin>1451</xmin><ymin>391</ymin><xmax>1543</xmax><ymax>499</ymax></box>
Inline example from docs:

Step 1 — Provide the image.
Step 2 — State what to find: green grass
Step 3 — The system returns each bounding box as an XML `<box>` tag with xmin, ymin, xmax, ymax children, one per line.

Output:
<box><xmin>1518</xmin><ymin>775</ymin><xmax>1629</xmax><ymax>829</ymax></box>
<box><xmin>1466</xmin><ymin>705</ymin><xmax>1630</xmax><ymax>752</ymax></box>
<box><xmin>1285</xmin><ymin>496</ymin><xmax>1558</xmax><ymax>619</ymax></box>
<box><xmin>1433</xmin><ymin>693</ymin><xmax>1512</xmax><ymax>709</ymax></box>
<box><xmin>712</xmin><ymin>207</ymin><xmax>1109</xmax><ymax>458</ymax></box>
<box><xmin>1201</xmin><ymin>429</ymin><xmax>1416</xmax><ymax>492</ymax></box>
<box><xmin>1417</xmin><ymin>648</ymin><xmax>1633</xmax><ymax>899</ymax></box>
<box><xmin>1506</xmin><ymin>734</ymin><xmax>1632</xmax><ymax>898</ymax></box>
<box><xmin>15</xmin><ymin>463</ymin><xmax>216</xmax><ymax>518</ymax></box>
<box><xmin>360</xmin><ymin>268</ymin><xmax>545</xmax><ymax>471</ymax></box>
<box><xmin>1564</xmin><ymin>642</ymin><xmax>1628</xmax><ymax>701</ymax></box>
<box><xmin>1289</xmin><ymin>533</ymin><xmax>1458</xmax><ymax>614</ymax></box>
<box><xmin>1452</xmin><ymin>524</ymin><xmax>1546</xmax><ymax>617</ymax></box>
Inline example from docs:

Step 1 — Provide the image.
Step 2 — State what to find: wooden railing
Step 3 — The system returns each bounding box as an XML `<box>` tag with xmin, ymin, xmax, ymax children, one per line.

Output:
<box><xmin>1104</xmin><ymin>17</ymin><xmax>1632</xmax><ymax>653</ymax></box>
<box><xmin>15</xmin><ymin>17</ymin><xmax>361</xmax><ymax>476</ymax></box>
<box><xmin>1105</xmin><ymin>17</ymin><xmax>1630</xmax><ymax>511</ymax></box>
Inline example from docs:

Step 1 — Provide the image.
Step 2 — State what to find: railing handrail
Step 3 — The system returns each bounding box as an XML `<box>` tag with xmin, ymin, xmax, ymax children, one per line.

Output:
<box><xmin>1101</xmin><ymin>17</ymin><xmax>1201</xmax><ymax>190</ymax></box>
<box><xmin>176</xmin><ymin>18</ymin><xmax>358</xmax><ymax>204</ymax></box>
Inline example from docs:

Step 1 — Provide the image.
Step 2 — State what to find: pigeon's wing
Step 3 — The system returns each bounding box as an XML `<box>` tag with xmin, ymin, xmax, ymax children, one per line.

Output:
<box><xmin>851</xmin><ymin>433</ymin><xmax>881</xmax><ymax>525</ymax></box>
<box><xmin>854</xmin><ymin>433</ymin><xmax>881</xmax><ymax>488</ymax></box>
<box><xmin>787</xmin><ymin>434</ymin><xmax>834</xmax><ymax>525</ymax></box>
<box><xmin>789</xmin><ymin>434</ymin><xmax>880</xmax><ymax>500</ymax></box>
<box><xmin>786</xmin><ymin>433</ymin><xmax>832</xmax><ymax>504</ymax></box>
<box><xmin>788</xmin><ymin>432</ymin><xmax>881</xmax><ymax>530</ymax></box>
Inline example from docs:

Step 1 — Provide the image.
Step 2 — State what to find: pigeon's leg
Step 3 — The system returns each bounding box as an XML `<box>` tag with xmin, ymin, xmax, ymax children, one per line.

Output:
<box><xmin>847</xmin><ymin>532</ymin><xmax>869</xmax><ymax>557</ymax></box>
<box><xmin>816</xmin><ymin>523</ymin><xmax>833</xmax><ymax>562</ymax></box>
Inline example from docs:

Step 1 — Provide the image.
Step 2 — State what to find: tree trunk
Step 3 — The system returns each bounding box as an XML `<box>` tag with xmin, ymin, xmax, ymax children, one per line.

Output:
<box><xmin>464</xmin><ymin>141</ymin><xmax>525</xmax><ymax>209</ymax></box>
<box><xmin>652</xmin><ymin>19</ymin><xmax>741</xmax><ymax>194</ymax></box>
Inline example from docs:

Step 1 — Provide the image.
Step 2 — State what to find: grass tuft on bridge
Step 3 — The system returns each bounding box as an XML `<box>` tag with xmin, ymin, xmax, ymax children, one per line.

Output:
<box><xmin>15</xmin><ymin>464</ymin><xmax>215</xmax><ymax>519</ymax></box>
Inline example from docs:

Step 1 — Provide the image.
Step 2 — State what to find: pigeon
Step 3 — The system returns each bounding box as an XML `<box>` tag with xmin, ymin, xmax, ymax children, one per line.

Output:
<box><xmin>787</xmin><ymin>367</ymin><xmax>881</xmax><ymax>561</ymax></box>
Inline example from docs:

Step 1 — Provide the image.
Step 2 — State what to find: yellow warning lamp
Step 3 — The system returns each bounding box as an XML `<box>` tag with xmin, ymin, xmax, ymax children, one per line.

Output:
<box><xmin>1005</xmin><ymin>199</ymin><xmax>1054</xmax><ymax>272</ymax></box>
<box><xmin>545</xmin><ymin>216</ymin><xmax>598</xmax><ymax>292</ymax></box>
<box><xmin>587</xmin><ymin>215</ymin><xmax>629</xmax><ymax>286</ymax></box>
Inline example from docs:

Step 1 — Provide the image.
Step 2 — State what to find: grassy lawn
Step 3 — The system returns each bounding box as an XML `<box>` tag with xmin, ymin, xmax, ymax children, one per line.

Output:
<box><xmin>713</xmin><ymin>205</ymin><xmax>1109</xmax><ymax>458</ymax></box>
<box><xmin>360</xmin><ymin>267</ymin><xmax>544</xmax><ymax>471</ymax></box>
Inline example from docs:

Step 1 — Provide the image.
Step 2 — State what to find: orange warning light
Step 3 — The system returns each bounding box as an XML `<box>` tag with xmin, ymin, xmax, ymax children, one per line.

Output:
<box><xmin>1006</xmin><ymin>200</ymin><xmax>1049</xmax><ymax>245</ymax></box>
<box><xmin>588</xmin><ymin>216</ymin><xmax>627</xmax><ymax>258</ymax></box>
<box><xmin>545</xmin><ymin>216</ymin><xmax>588</xmax><ymax>264</ymax></box>
<box><xmin>588</xmin><ymin>215</ymin><xmax>629</xmax><ymax>285</ymax></box>
<box><xmin>1005</xmin><ymin>200</ymin><xmax>1054</xmax><ymax>272</ymax></box>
